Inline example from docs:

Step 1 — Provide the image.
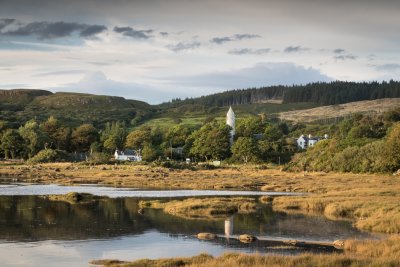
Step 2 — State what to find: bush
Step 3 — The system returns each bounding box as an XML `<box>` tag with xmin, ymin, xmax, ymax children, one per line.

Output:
<box><xmin>28</xmin><ymin>149</ymin><xmax>70</xmax><ymax>164</ymax></box>
<box><xmin>87</xmin><ymin>152</ymin><xmax>112</xmax><ymax>164</ymax></box>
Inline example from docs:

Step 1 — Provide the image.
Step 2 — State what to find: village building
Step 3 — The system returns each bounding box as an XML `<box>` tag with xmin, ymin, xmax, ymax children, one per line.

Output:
<box><xmin>114</xmin><ymin>149</ymin><xmax>142</xmax><ymax>161</ymax></box>
<box><xmin>226</xmin><ymin>106</ymin><xmax>235</xmax><ymax>145</ymax></box>
<box><xmin>297</xmin><ymin>134</ymin><xmax>328</xmax><ymax>149</ymax></box>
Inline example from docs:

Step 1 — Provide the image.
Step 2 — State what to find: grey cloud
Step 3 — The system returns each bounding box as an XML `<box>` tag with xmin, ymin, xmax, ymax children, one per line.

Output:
<box><xmin>211</xmin><ymin>36</ymin><xmax>232</xmax><ymax>44</ymax></box>
<box><xmin>166</xmin><ymin>41</ymin><xmax>201</xmax><ymax>52</ymax></box>
<box><xmin>228</xmin><ymin>48</ymin><xmax>270</xmax><ymax>55</ymax></box>
<box><xmin>0</xmin><ymin>18</ymin><xmax>15</xmax><ymax>30</ymax></box>
<box><xmin>375</xmin><ymin>64</ymin><xmax>400</xmax><ymax>71</ymax></box>
<box><xmin>334</xmin><ymin>54</ymin><xmax>357</xmax><ymax>60</ymax></box>
<box><xmin>334</xmin><ymin>48</ymin><xmax>345</xmax><ymax>54</ymax></box>
<box><xmin>163</xmin><ymin>62</ymin><xmax>332</xmax><ymax>89</ymax></box>
<box><xmin>234</xmin><ymin>34</ymin><xmax>260</xmax><ymax>40</ymax></box>
<box><xmin>114</xmin><ymin>26</ymin><xmax>153</xmax><ymax>39</ymax></box>
<box><xmin>211</xmin><ymin>33</ymin><xmax>261</xmax><ymax>44</ymax></box>
<box><xmin>2</xmin><ymin>20</ymin><xmax>106</xmax><ymax>39</ymax></box>
<box><xmin>160</xmin><ymin>31</ymin><xmax>168</xmax><ymax>36</ymax></box>
<box><xmin>284</xmin><ymin>46</ymin><xmax>309</xmax><ymax>53</ymax></box>
<box><xmin>34</xmin><ymin>70</ymin><xmax>85</xmax><ymax>77</ymax></box>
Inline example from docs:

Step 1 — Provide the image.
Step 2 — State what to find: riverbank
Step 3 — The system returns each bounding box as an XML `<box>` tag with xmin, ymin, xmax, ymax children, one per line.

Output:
<box><xmin>1</xmin><ymin>162</ymin><xmax>399</xmax><ymax>234</ymax></box>
<box><xmin>91</xmin><ymin>235</ymin><xmax>400</xmax><ymax>267</ymax></box>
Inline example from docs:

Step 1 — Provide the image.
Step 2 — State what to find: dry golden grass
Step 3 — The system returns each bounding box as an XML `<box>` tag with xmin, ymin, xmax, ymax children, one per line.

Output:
<box><xmin>139</xmin><ymin>197</ymin><xmax>259</xmax><ymax>219</ymax></box>
<box><xmin>91</xmin><ymin>236</ymin><xmax>400</xmax><ymax>267</ymax></box>
<box><xmin>279</xmin><ymin>98</ymin><xmax>400</xmax><ymax>122</ymax></box>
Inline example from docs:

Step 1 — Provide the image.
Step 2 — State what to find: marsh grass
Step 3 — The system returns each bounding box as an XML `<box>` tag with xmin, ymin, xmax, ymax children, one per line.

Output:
<box><xmin>139</xmin><ymin>197</ymin><xmax>260</xmax><ymax>219</ymax></box>
<box><xmin>91</xmin><ymin>236</ymin><xmax>400</xmax><ymax>267</ymax></box>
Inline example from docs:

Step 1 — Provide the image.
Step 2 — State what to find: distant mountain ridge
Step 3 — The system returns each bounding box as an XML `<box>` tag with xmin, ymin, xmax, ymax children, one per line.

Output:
<box><xmin>162</xmin><ymin>81</ymin><xmax>400</xmax><ymax>108</ymax></box>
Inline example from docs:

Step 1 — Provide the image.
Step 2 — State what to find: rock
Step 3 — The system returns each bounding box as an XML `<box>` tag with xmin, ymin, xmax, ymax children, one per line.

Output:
<box><xmin>333</xmin><ymin>239</ymin><xmax>345</xmax><ymax>248</ymax></box>
<box><xmin>197</xmin><ymin>233</ymin><xmax>217</xmax><ymax>240</ymax></box>
<box><xmin>239</xmin><ymin>234</ymin><xmax>257</xmax><ymax>243</ymax></box>
<box><xmin>283</xmin><ymin>239</ymin><xmax>298</xmax><ymax>246</ymax></box>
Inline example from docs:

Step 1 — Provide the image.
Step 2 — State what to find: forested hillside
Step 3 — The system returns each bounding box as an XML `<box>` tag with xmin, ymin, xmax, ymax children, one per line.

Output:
<box><xmin>162</xmin><ymin>80</ymin><xmax>400</xmax><ymax>109</ymax></box>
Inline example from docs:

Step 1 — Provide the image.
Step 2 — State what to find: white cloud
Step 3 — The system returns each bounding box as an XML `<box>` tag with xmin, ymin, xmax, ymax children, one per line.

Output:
<box><xmin>161</xmin><ymin>62</ymin><xmax>332</xmax><ymax>90</ymax></box>
<box><xmin>51</xmin><ymin>71</ymin><xmax>175</xmax><ymax>104</ymax></box>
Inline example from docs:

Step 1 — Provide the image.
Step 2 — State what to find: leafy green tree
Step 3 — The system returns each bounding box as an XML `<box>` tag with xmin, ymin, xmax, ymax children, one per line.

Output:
<box><xmin>385</xmin><ymin>123</ymin><xmax>400</xmax><ymax>171</ymax></box>
<box><xmin>19</xmin><ymin>119</ymin><xmax>47</xmax><ymax>158</ymax></box>
<box><xmin>236</xmin><ymin>117</ymin><xmax>265</xmax><ymax>137</ymax></box>
<box><xmin>264</xmin><ymin>124</ymin><xmax>283</xmax><ymax>142</ymax></box>
<box><xmin>231</xmin><ymin>137</ymin><xmax>260</xmax><ymax>163</ymax></box>
<box><xmin>40</xmin><ymin>116</ymin><xmax>70</xmax><ymax>150</ymax></box>
<box><xmin>125</xmin><ymin>127</ymin><xmax>151</xmax><ymax>150</ymax></box>
<box><xmin>101</xmin><ymin>121</ymin><xmax>127</xmax><ymax>151</ymax></box>
<box><xmin>189</xmin><ymin>122</ymin><xmax>230</xmax><ymax>161</ymax></box>
<box><xmin>142</xmin><ymin>143</ymin><xmax>162</xmax><ymax>162</ymax></box>
<box><xmin>167</xmin><ymin>124</ymin><xmax>192</xmax><ymax>147</ymax></box>
<box><xmin>71</xmin><ymin>124</ymin><xmax>99</xmax><ymax>152</ymax></box>
<box><xmin>1</xmin><ymin>129</ymin><xmax>23</xmax><ymax>159</ymax></box>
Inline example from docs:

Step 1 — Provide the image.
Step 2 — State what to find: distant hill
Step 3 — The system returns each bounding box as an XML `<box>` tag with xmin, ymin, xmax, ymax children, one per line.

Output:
<box><xmin>161</xmin><ymin>81</ymin><xmax>400</xmax><ymax>111</ymax></box>
<box><xmin>1</xmin><ymin>80</ymin><xmax>400</xmax><ymax>128</ymax></box>
<box><xmin>279</xmin><ymin>98</ymin><xmax>400</xmax><ymax>123</ymax></box>
<box><xmin>0</xmin><ymin>89</ymin><xmax>154</xmax><ymax>127</ymax></box>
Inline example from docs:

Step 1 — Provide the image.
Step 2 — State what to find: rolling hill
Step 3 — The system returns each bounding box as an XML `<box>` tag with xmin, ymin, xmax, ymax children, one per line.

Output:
<box><xmin>0</xmin><ymin>89</ymin><xmax>155</xmax><ymax>127</ymax></box>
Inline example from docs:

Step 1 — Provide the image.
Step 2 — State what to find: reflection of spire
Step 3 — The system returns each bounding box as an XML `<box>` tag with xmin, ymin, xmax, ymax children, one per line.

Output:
<box><xmin>224</xmin><ymin>216</ymin><xmax>234</xmax><ymax>238</ymax></box>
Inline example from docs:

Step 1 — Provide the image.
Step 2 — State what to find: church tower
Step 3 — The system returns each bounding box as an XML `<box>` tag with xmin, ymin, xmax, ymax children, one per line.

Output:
<box><xmin>226</xmin><ymin>106</ymin><xmax>235</xmax><ymax>145</ymax></box>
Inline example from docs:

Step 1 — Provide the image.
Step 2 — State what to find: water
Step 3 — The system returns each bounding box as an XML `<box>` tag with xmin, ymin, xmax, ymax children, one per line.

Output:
<box><xmin>0</xmin><ymin>184</ymin><xmax>374</xmax><ymax>267</ymax></box>
<box><xmin>0</xmin><ymin>183</ymin><xmax>304</xmax><ymax>198</ymax></box>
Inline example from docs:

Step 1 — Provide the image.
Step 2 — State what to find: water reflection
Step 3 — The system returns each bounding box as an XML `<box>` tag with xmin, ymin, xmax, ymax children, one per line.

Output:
<box><xmin>224</xmin><ymin>216</ymin><xmax>234</xmax><ymax>238</ymax></box>
<box><xmin>0</xmin><ymin>195</ymin><xmax>373</xmax><ymax>243</ymax></box>
<box><xmin>0</xmin><ymin>195</ymin><xmax>379</xmax><ymax>266</ymax></box>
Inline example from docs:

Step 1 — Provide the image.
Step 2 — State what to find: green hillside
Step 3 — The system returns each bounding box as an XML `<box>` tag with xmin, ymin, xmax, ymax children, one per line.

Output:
<box><xmin>0</xmin><ymin>90</ymin><xmax>154</xmax><ymax>127</ymax></box>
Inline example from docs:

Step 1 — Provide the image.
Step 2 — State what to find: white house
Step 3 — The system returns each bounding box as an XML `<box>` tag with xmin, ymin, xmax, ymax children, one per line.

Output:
<box><xmin>297</xmin><ymin>134</ymin><xmax>328</xmax><ymax>149</ymax></box>
<box><xmin>114</xmin><ymin>149</ymin><xmax>142</xmax><ymax>161</ymax></box>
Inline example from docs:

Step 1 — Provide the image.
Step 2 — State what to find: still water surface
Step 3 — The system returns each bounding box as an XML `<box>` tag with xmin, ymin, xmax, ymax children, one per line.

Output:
<box><xmin>0</xmin><ymin>184</ymin><xmax>374</xmax><ymax>267</ymax></box>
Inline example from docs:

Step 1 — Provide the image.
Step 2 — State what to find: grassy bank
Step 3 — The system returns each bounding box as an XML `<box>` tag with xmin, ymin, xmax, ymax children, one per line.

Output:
<box><xmin>1</xmin><ymin>162</ymin><xmax>400</xmax><ymax>233</ymax></box>
<box><xmin>91</xmin><ymin>235</ymin><xmax>400</xmax><ymax>267</ymax></box>
<box><xmin>139</xmin><ymin>197</ymin><xmax>259</xmax><ymax>219</ymax></box>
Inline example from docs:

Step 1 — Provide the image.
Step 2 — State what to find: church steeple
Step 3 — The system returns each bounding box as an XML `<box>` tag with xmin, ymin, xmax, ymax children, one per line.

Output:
<box><xmin>226</xmin><ymin>106</ymin><xmax>235</xmax><ymax>145</ymax></box>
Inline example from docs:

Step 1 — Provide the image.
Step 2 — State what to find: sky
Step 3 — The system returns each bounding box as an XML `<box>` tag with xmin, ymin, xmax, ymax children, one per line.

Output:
<box><xmin>0</xmin><ymin>0</ymin><xmax>399</xmax><ymax>104</ymax></box>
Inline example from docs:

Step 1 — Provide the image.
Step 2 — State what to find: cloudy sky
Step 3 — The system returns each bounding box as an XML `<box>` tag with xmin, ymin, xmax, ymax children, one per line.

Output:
<box><xmin>0</xmin><ymin>0</ymin><xmax>399</xmax><ymax>104</ymax></box>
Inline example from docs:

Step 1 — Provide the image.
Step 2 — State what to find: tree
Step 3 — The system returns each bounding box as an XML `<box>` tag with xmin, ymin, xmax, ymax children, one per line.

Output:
<box><xmin>236</xmin><ymin>117</ymin><xmax>265</xmax><ymax>137</ymax></box>
<box><xmin>19</xmin><ymin>119</ymin><xmax>47</xmax><ymax>158</ymax></box>
<box><xmin>71</xmin><ymin>124</ymin><xmax>99</xmax><ymax>152</ymax></box>
<box><xmin>189</xmin><ymin>122</ymin><xmax>231</xmax><ymax>161</ymax></box>
<box><xmin>125</xmin><ymin>127</ymin><xmax>151</xmax><ymax>150</ymax></box>
<box><xmin>142</xmin><ymin>143</ymin><xmax>161</xmax><ymax>162</ymax></box>
<box><xmin>231</xmin><ymin>137</ymin><xmax>260</xmax><ymax>163</ymax></box>
<box><xmin>40</xmin><ymin>116</ymin><xmax>70</xmax><ymax>150</ymax></box>
<box><xmin>101</xmin><ymin>121</ymin><xmax>127</xmax><ymax>151</ymax></box>
<box><xmin>1</xmin><ymin>129</ymin><xmax>23</xmax><ymax>159</ymax></box>
<box><xmin>264</xmin><ymin>124</ymin><xmax>283</xmax><ymax>142</ymax></box>
<box><xmin>385</xmin><ymin>123</ymin><xmax>400</xmax><ymax>171</ymax></box>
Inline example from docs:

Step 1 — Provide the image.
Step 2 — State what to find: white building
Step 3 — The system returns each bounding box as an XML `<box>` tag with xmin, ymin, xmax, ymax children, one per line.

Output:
<box><xmin>114</xmin><ymin>149</ymin><xmax>142</xmax><ymax>161</ymax></box>
<box><xmin>226</xmin><ymin>106</ymin><xmax>235</xmax><ymax>145</ymax></box>
<box><xmin>297</xmin><ymin>134</ymin><xmax>328</xmax><ymax>149</ymax></box>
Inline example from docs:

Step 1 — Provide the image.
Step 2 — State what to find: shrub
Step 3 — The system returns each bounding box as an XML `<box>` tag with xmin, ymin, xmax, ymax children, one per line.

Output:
<box><xmin>27</xmin><ymin>149</ymin><xmax>70</xmax><ymax>164</ymax></box>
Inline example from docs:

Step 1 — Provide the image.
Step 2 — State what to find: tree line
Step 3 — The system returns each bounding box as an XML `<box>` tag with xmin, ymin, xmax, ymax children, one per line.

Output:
<box><xmin>162</xmin><ymin>80</ymin><xmax>400</xmax><ymax>108</ymax></box>
<box><xmin>1</xmin><ymin>107</ymin><xmax>400</xmax><ymax>174</ymax></box>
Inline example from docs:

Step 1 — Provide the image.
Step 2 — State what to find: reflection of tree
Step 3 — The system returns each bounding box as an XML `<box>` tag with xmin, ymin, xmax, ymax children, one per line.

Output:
<box><xmin>0</xmin><ymin>196</ymin><xmax>369</xmax><ymax>243</ymax></box>
<box><xmin>0</xmin><ymin>196</ymin><xmax>149</xmax><ymax>241</ymax></box>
